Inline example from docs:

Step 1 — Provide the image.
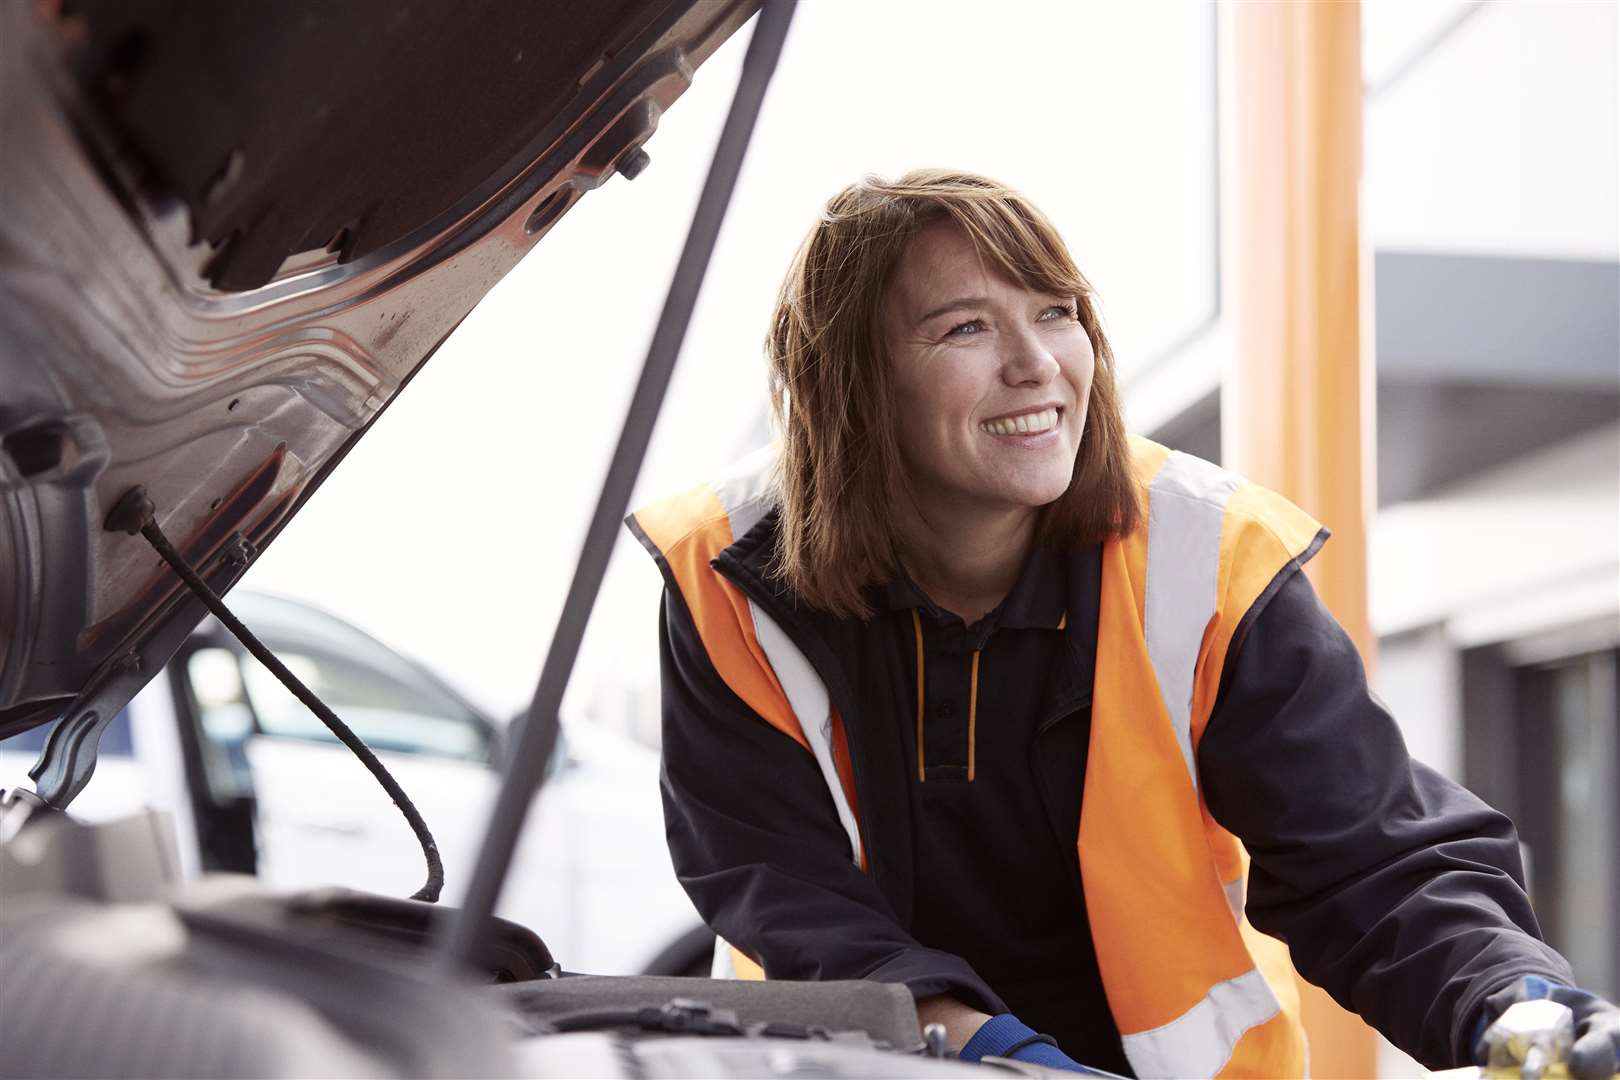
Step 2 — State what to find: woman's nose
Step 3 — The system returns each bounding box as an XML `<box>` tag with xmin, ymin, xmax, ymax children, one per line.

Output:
<box><xmin>1001</xmin><ymin>330</ymin><xmax>1060</xmax><ymax>387</ymax></box>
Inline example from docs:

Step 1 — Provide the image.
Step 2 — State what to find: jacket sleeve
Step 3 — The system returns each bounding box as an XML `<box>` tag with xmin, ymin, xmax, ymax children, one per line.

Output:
<box><xmin>656</xmin><ymin>585</ymin><xmax>1006</xmax><ymax>1012</ymax></box>
<box><xmin>1197</xmin><ymin>567</ymin><xmax>1575</xmax><ymax>1069</ymax></box>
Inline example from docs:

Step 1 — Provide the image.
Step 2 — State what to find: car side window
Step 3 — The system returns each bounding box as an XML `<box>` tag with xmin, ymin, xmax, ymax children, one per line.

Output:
<box><xmin>236</xmin><ymin>648</ymin><xmax>490</xmax><ymax>763</ymax></box>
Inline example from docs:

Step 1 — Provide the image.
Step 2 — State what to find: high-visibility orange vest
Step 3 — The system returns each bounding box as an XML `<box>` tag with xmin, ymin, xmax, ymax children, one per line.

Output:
<box><xmin>631</xmin><ymin>436</ymin><xmax>1324</xmax><ymax>1079</ymax></box>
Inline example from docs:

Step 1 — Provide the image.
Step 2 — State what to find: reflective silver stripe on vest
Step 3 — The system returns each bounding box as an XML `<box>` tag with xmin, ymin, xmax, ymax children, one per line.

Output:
<box><xmin>711</xmin><ymin>938</ymin><xmax>738</xmax><ymax>978</ymax></box>
<box><xmin>1143</xmin><ymin>451</ymin><xmax>1241</xmax><ymax>793</ymax></box>
<box><xmin>710</xmin><ymin>447</ymin><xmax>865</xmax><ymax>870</ymax></box>
<box><xmin>753</xmin><ymin>608</ymin><xmax>864</xmax><ymax>867</ymax></box>
<box><xmin>1135</xmin><ymin>453</ymin><xmax>1284</xmax><ymax>1077</ymax></box>
<box><xmin>1223</xmin><ymin>875</ymin><xmax>1246</xmax><ymax>924</ymax></box>
<box><xmin>711</xmin><ymin>443</ymin><xmax>778</xmax><ymax>540</ymax></box>
<box><xmin>1120</xmin><ymin>968</ymin><xmax>1281</xmax><ymax>1080</ymax></box>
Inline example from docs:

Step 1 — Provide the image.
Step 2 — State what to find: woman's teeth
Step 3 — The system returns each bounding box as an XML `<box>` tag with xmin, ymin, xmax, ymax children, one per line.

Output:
<box><xmin>980</xmin><ymin>407</ymin><xmax>1059</xmax><ymax>437</ymax></box>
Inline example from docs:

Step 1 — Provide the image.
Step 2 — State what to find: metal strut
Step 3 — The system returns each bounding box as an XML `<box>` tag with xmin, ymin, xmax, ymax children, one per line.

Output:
<box><xmin>436</xmin><ymin>0</ymin><xmax>798</xmax><ymax>972</ymax></box>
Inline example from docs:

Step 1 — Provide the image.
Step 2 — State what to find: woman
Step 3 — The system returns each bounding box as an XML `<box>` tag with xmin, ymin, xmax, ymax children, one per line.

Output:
<box><xmin>626</xmin><ymin>170</ymin><xmax>1616</xmax><ymax>1077</ymax></box>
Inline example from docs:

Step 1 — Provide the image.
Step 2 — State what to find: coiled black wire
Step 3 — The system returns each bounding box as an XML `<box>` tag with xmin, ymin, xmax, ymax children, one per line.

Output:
<box><xmin>139</xmin><ymin>516</ymin><xmax>443</xmax><ymax>902</ymax></box>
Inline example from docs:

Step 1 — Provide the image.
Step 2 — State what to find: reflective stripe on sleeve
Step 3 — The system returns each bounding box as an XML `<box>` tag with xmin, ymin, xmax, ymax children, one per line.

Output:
<box><xmin>752</xmin><ymin>605</ymin><xmax>865</xmax><ymax>868</ymax></box>
<box><xmin>1143</xmin><ymin>451</ymin><xmax>1241</xmax><ymax>792</ymax></box>
<box><xmin>1120</xmin><ymin>966</ymin><xmax>1281</xmax><ymax>1080</ymax></box>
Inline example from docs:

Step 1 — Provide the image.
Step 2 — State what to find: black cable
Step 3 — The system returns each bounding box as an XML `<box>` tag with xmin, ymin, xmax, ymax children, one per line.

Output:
<box><xmin>135</xmin><ymin>513</ymin><xmax>443</xmax><ymax>902</ymax></box>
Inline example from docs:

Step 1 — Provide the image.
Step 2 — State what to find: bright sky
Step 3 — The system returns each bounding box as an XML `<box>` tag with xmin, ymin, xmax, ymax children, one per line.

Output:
<box><xmin>239</xmin><ymin>3</ymin><xmax>1221</xmax><ymax>724</ymax></box>
<box><xmin>239</xmin><ymin>1</ymin><xmax>1618</xmax><ymax>730</ymax></box>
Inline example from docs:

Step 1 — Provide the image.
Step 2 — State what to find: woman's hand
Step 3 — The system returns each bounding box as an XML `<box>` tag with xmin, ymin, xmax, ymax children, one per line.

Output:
<box><xmin>955</xmin><ymin>1012</ymin><xmax>1120</xmax><ymax>1075</ymax></box>
<box><xmin>1474</xmin><ymin>975</ymin><xmax>1620</xmax><ymax>1080</ymax></box>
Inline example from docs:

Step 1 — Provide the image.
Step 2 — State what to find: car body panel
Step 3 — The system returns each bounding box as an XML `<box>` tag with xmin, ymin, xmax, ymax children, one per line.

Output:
<box><xmin>0</xmin><ymin>0</ymin><xmax>758</xmax><ymax>764</ymax></box>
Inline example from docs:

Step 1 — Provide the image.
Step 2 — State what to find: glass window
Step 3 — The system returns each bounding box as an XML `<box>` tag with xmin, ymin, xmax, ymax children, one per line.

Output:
<box><xmin>1537</xmin><ymin>650</ymin><xmax>1618</xmax><ymax>997</ymax></box>
<box><xmin>238</xmin><ymin>649</ymin><xmax>489</xmax><ymax>763</ymax></box>
<box><xmin>1465</xmin><ymin>644</ymin><xmax>1619</xmax><ymax>999</ymax></box>
<box><xmin>183</xmin><ymin>647</ymin><xmax>258</xmax><ymax>802</ymax></box>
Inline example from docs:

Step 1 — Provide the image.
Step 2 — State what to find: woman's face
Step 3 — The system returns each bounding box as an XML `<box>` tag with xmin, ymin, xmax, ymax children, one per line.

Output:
<box><xmin>881</xmin><ymin>222</ymin><xmax>1095</xmax><ymax>522</ymax></box>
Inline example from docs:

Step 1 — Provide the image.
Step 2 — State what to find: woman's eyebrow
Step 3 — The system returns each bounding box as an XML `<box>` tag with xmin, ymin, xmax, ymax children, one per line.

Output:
<box><xmin>916</xmin><ymin>297</ymin><xmax>986</xmax><ymax>325</ymax></box>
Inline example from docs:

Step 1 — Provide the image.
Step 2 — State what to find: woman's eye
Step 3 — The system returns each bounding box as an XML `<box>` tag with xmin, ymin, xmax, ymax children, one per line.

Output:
<box><xmin>1038</xmin><ymin>304</ymin><xmax>1078</xmax><ymax>322</ymax></box>
<box><xmin>946</xmin><ymin>319</ymin><xmax>986</xmax><ymax>337</ymax></box>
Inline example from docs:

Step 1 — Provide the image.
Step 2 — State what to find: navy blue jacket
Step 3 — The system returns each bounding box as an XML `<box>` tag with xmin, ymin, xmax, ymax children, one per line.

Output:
<box><xmin>652</xmin><ymin>508</ymin><xmax>1575</xmax><ymax>1070</ymax></box>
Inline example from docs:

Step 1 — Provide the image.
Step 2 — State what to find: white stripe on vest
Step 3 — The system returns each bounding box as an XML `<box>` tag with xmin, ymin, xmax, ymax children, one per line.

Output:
<box><xmin>707</xmin><ymin>449</ymin><xmax>1287</xmax><ymax>1077</ymax></box>
<box><xmin>1143</xmin><ymin>450</ymin><xmax>1240</xmax><ymax>794</ymax></box>
<box><xmin>1121</xmin><ymin>968</ymin><xmax>1281</xmax><ymax>1080</ymax></box>
<box><xmin>1126</xmin><ymin>450</ymin><xmax>1284</xmax><ymax>1079</ymax></box>
<box><xmin>1223</xmin><ymin>875</ymin><xmax>1246</xmax><ymax>925</ymax></box>
<box><xmin>707</xmin><ymin>448</ymin><xmax>865</xmax><ymax>978</ymax></box>
<box><xmin>709</xmin><ymin>446</ymin><xmax>865</xmax><ymax>872</ymax></box>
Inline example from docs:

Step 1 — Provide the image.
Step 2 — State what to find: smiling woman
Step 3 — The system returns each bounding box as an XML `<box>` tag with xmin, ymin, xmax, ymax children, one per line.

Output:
<box><xmin>624</xmin><ymin>170</ymin><xmax>1607</xmax><ymax>1078</ymax></box>
<box><xmin>881</xmin><ymin>220</ymin><xmax>1097</xmax><ymax>622</ymax></box>
<box><xmin>765</xmin><ymin>170</ymin><xmax>1137</xmax><ymax>622</ymax></box>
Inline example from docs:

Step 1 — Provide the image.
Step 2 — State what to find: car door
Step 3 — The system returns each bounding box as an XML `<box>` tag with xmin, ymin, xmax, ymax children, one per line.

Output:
<box><xmin>166</xmin><ymin>597</ymin><xmax>701</xmax><ymax>972</ymax></box>
<box><xmin>175</xmin><ymin>635</ymin><xmax>573</xmax><ymax>943</ymax></box>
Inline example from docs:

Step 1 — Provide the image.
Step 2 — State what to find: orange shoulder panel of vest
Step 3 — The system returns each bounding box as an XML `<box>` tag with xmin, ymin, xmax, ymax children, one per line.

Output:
<box><xmin>1122</xmin><ymin>435</ymin><xmax>1172</xmax><ymax>617</ymax></box>
<box><xmin>629</xmin><ymin>487</ymin><xmax>810</xmax><ymax>754</ymax></box>
<box><xmin>1219</xmin><ymin>1006</ymin><xmax>1310</xmax><ymax>1079</ymax></box>
<box><xmin>1126</xmin><ymin>433</ymin><xmax>1174</xmax><ymax>488</ymax></box>
<box><xmin>630</xmin><ymin>481</ymin><xmax>729</xmax><ymax>557</ymax></box>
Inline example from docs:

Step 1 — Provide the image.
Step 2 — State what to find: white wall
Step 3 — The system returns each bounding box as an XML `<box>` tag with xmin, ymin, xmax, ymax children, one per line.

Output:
<box><xmin>1371</xmin><ymin>423</ymin><xmax>1620</xmax><ymax>648</ymax></box>
<box><xmin>1363</xmin><ymin>0</ymin><xmax>1619</xmax><ymax>259</ymax></box>
<box><xmin>1376</xmin><ymin>625</ymin><xmax>1464</xmax><ymax>780</ymax></box>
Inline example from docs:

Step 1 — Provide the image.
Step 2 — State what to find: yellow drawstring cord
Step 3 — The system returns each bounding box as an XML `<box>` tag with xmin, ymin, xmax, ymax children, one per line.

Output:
<box><xmin>968</xmin><ymin>649</ymin><xmax>980</xmax><ymax>781</ymax></box>
<box><xmin>911</xmin><ymin>609</ymin><xmax>926</xmax><ymax>781</ymax></box>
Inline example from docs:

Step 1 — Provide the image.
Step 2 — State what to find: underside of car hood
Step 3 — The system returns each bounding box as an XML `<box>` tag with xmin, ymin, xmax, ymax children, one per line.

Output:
<box><xmin>0</xmin><ymin>1</ymin><xmax>758</xmax><ymax>786</ymax></box>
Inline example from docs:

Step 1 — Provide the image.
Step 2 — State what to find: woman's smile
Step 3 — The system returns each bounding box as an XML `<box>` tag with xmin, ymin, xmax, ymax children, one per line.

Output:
<box><xmin>978</xmin><ymin>404</ymin><xmax>1063</xmax><ymax>439</ymax></box>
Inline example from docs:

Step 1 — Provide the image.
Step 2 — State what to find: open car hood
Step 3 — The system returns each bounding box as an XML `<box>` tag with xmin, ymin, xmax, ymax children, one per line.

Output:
<box><xmin>0</xmin><ymin>0</ymin><xmax>758</xmax><ymax>797</ymax></box>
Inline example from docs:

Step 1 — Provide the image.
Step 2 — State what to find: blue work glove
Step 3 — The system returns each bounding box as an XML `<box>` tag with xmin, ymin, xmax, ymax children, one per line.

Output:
<box><xmin>1473</xmin><ymin>975</ymin><xmax>1620</xmax><ymax>1080</ymax></box>
<box><xmin>959</xmin><ymin>1013</ymin><xmax>1122</xmax><ymax>1076</ymax></box>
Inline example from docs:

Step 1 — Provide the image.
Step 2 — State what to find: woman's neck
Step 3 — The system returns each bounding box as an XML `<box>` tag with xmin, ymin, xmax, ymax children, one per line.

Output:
<box><xmin>894</xmin><ymin>499</ymin><xmax>1037</xmax><ymax>624</ymax></box>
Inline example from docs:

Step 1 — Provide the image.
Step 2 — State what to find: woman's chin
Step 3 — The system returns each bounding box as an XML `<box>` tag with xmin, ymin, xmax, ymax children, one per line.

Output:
<box><xmin>976</xmin><ymin>477</ymin><xmax>1072</xmax><ymax>513</ymax></box>
<box><xmin>997</xmin><ymin>464</ymin><xmax>1076</xmax><ymax>508</ymax></box>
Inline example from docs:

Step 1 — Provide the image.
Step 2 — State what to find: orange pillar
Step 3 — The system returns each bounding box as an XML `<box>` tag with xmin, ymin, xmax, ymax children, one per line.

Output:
<box><xmin>1222</xmin><ymin>2</ymin><xmax>1379</xmax><ymax>1078</ymax></box>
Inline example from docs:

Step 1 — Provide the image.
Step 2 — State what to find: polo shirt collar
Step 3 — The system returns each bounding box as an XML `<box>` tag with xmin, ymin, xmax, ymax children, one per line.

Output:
<box><xmin>874</xmin><ymin>543</ymin><xmax>1069</xmax><ymax>638</ymax></box>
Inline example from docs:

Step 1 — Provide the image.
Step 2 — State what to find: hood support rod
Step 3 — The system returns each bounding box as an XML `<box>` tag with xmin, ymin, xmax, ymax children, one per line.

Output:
<box><xmin>436</xmin><ymin>0</ymin><xmax>797</xmax><ymax>973</ymax></box>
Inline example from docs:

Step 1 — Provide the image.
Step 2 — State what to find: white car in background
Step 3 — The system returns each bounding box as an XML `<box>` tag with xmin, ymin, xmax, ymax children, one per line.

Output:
<box><xmin>0</xmin><ymin>591</ymin><xmax>709</xmax><ymax>979</ymax></box>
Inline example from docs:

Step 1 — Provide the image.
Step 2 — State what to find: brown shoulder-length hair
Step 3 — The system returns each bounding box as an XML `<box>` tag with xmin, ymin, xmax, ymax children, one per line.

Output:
<box><xmin>766</xmin><ymin>168</ymin><xmax>1139</xmax><ymax>619</ymax></box>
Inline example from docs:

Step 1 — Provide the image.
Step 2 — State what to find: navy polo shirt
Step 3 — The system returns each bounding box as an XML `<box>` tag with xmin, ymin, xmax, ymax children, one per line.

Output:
<box><xmin>872</xmin><ymin>545</ymin><xmax>1128</xmax><ymax>1074</ymax></box>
